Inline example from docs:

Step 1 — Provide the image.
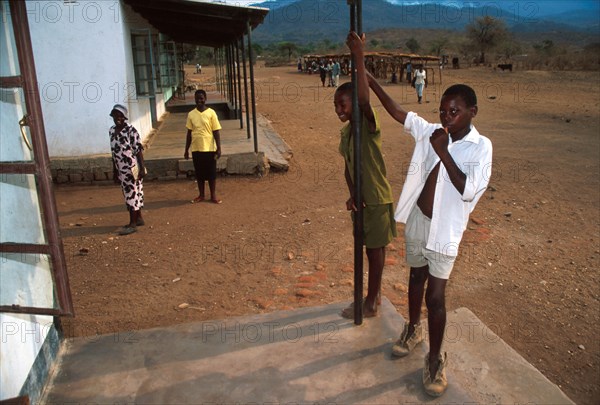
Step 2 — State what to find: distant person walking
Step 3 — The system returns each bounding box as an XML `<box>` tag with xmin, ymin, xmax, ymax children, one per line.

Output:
<box><xmin>319</xmin><ymin>61</ymin><xmax>327</xmax><ymax>87</ymax></box>
<box><xmin>327</xmin><ymin>59</ymin><xmax>335</xmax><ymax>87</ymax></box>
<box><xmin>184</xmin><ymin>89</ymin><xmax>223</xmax><ymax>204</ymax></box>
<box><xmin>412</xmin><ymin>65</ymin><xmax>427</xmax><ymax>103</ymax></box>
<box><xmin>332</xmin><ymin>59</ymin><xmax>341</xmax><ymax>87</ymax></box>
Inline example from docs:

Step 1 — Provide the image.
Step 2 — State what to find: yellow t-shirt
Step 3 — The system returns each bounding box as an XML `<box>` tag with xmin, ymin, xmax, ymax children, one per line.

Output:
<box><xmin>186</xmin><ymin>107</ymin><xmax>222</xmax><ymax>152</ymax></box>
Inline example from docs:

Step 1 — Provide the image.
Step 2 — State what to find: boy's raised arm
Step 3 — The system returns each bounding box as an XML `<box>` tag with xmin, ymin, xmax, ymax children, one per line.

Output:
<box><xmin>367</xmin><ymin>71</ymin><xmax>408</xmax><ymax>125</ymax></box>
<box><xmin>346</xmin><ymin>31</ymin><xmax>375</xmax><ymax>128</ymax></box>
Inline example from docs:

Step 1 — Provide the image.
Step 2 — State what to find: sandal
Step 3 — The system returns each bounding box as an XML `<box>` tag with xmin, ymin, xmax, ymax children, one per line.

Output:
<box><xmin>124</xmin><ymin>219</ymin><xmax>145</xmax><ymax>227</ymax></box>
<box><xmin>118</xmin><ymin>226</ymin><xmax>137</xmax><ymax>236</ymax></box>
<box><xmin>210</xmin><ymin>198</ymin><xmax>222</xmax><ymax>204</ymax></box>
<box><xmin>191</xmin><ymin>196</ymin><xmax>205</xmax><ymax>204</ymax></box>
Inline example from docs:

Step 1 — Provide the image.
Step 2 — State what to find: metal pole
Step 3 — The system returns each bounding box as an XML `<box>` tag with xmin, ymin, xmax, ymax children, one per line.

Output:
<box><xmin>241</xmin><ymin>36</ymin><xmax>251</xmax><ymax>139</ymax></box>
<box><xmin>349</xmin><ymin>0</ymin><xmax>364</xmax><ymax>325</ymax></box>
<box><xmin>247</xmin><ymin>20</ymin><xmax>258</xmax><ymax>154</ymax></box>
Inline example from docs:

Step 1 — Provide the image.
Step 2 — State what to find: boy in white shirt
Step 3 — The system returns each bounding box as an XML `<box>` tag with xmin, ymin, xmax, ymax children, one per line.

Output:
<box><xmin>368</xmin><ymin>61</ymin><xmax>492</xmax><ymax>396</ymax></box>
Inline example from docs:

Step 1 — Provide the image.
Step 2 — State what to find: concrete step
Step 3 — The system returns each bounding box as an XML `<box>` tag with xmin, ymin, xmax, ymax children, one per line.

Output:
<box><xmin>42</xmin><ymin>300</ymin><xmax>573</xmax><ymax>403</ymax></box>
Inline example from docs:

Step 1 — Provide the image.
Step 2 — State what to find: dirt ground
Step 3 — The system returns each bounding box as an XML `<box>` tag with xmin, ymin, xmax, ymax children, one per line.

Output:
<box><xmin>56</xmin><ymin>63</ymin><xmax>599</xmax><ymax>404</ymax></box>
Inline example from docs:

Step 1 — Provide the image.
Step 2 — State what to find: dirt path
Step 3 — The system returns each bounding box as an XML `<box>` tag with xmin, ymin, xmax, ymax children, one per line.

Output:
<box><xmin>57</xmin><ymin>64</ymin><xmax>599</xmax><ymax>404</ymax></box>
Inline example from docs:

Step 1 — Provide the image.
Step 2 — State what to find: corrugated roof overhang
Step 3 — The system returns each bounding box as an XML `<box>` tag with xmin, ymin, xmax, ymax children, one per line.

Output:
<box><xmin>123</xmin><ymin>0</ymin><xmax>269</xmax><ymax>47</ymax></box>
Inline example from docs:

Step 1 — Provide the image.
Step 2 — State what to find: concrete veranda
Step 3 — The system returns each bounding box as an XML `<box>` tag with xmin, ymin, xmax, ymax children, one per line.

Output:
<box><xmin>142</xmin><ymin>94</ymin><xmax>292</xmax><ymax>179</ymax></box>
<box><xmin>41</xmin><ymin>300</ymin><xmax>573</xmax><ymax>403</ymax></box>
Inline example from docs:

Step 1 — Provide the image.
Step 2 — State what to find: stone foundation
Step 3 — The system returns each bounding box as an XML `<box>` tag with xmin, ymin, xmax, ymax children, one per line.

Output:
<box><xmin>50</xmin><ymin>152</ymin><xmax>270</xmax><ymax>184</ymax></box>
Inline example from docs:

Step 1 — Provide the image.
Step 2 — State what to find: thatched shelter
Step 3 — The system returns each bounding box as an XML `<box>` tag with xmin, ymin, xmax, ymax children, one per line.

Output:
<box><xmin>301</xmin><ymin>52</ymin><xmax>441</xmax><ymax>84</ymax></box>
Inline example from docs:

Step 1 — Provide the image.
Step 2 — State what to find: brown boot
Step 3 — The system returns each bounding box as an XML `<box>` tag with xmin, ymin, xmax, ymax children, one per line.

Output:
<box><xmin>422</xmin><ymin>352</ymin><xmax>448</xmax><ymax>397</ymax></box>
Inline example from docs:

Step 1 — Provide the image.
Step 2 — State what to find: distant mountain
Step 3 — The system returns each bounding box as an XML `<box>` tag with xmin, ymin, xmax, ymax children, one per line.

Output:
<box><xmin>250</xmin><ymin>0</ymin><xmax>599</xmax><ymax>44</ymax></box>
<box><xmin>539</xmin><ymin>9</ymin><xmax>600</xmax><ymax>31</ymax></box>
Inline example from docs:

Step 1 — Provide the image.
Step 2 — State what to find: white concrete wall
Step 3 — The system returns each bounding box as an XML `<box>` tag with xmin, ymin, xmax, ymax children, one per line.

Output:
<box><xmin>0</xmin><ymin>2</ymin><xmax>54</xmax><ymax>399</ymax></box>
<box><xmin>0</xmin><ymin>313</ymin><xmax>54</xmax><ymax>399</ymax></box>
<box><xmin>0</xmin><ymin>0</ymin><xmax>174</xmax><ymax>399</ymax></box>
<box><xmin>26</xmin><ymin>0</ymin><xmax>130</xmax><ymax>156</ymax></box>
<box><xmin>26</xmin><ymin>0</ymin><xmax>169</xmax><ymax>158</ymax></box>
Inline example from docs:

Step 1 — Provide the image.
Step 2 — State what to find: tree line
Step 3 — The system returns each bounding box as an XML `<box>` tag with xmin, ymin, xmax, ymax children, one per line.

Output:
<box><xmin>184</xmin><ymin>16</ymin><xmax>599</xmax><ymax>71</ymax></box>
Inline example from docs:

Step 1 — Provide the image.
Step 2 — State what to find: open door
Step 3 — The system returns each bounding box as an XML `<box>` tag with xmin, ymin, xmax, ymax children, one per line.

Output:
<box><xmin>0</xmin><ymin>0</ymin><xmax>73</xmax><ymax>316</ymax></box>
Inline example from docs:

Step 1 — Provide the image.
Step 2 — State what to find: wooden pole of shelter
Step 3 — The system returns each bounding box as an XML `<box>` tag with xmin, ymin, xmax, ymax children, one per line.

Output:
<box><xmin>220</xmin><ymin>48</ymin><xmax>226</xmax><ymax>98</ymax></box>
<box><xmin>223</xmin><ymin>47</ymin><xmax>228</xmax><ymax>100</ymax></box>
<box><xmin>213</xmin><ymin>47</ymin><xmax>218</xmax><ymax>93</ymax></box>
<box><xmin>227</xmin><ymin>45</ymin><xmax>234</xmax><ymax>107</ymax></box>
<box><xmin>232</xmin><ymin>44</ymin><xmax>238</xmax><ymax>114</ymax></box>
<box><xmin>241</xmin><ymin>37</ymin><xmax>251</xmax><ymax>140</ymax></box>
<box><xmin>247</xmin><ymin>20</ymin><xmax>259</xmax><ymax>154</ymax></box>
<box><xmin>215</xmin><ymin>47</ymin><xmax>221</xmax><ymax>95</ymax></box>
<box><xmin>227</xmin><ymin>44</ymin><xmax>235</xmax><ymax>118</ymax></box>
<box><xmin>348</xmin><ymin>0</ymin><xmax>364</xmax><ymax>326</ymax></box>
<box><xmin>235</xmin><ymin>40</ymin><xmax>243</xmax><ymax>128</ymax></box>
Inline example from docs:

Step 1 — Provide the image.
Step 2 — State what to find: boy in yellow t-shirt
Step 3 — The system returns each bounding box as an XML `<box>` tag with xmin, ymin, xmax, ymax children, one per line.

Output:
<box><xmin>184</xmin><ymin>89</ymin><xmax>222</xmax><ymax>204</ymax></box>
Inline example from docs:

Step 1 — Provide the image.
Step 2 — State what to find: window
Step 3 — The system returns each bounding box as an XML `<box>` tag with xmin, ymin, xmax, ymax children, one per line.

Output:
<box><xmin>159</xmin><ymin>37</ymin><xmax>178</xmax><ymax>88</ymax></box>
<box><xmin>131</xmin><ymin>30</ymin><xmax>161</xmax><ymax>96</ymax></box>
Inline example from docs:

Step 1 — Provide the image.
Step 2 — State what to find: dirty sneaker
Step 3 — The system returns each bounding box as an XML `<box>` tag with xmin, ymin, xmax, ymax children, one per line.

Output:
<box><xmin>392</xmin><ymin>323</ymin><xmax>423</xmax><ymax>357</ymax></box>
<box><xmin>422</xmin><ymin>352</ymin><xmax>448</xmax><ymax>397</ymax></box>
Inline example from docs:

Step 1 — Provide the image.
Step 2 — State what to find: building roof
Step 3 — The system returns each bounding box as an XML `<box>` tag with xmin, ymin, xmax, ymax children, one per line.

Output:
<box><xmin>304</xmin><ymin>52</ymin><xmax>441</xmax><ymax>62</ymax></box>
<box><xmin>123</xmin><ymin>0</ymin><xmax>269</xmax><ymax>47</ymax></box>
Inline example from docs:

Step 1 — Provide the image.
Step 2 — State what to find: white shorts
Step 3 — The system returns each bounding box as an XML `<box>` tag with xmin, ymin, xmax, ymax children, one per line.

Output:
<box><xmin>405</xmin><ymin>204</ymin><xmax>456</xmax><ymax>280</ymax></box>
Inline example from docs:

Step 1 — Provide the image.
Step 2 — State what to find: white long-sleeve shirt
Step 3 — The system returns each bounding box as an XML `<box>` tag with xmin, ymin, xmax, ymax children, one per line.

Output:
<box><xmin>395</xmin><ymin>112</ymin><xmax>493</xmax><ymax>256</ymax></box>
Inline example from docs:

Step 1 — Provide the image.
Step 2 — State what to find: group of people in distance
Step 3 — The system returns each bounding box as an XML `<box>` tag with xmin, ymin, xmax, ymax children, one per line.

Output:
<box><xmin>313</xmin><ymin>58</ymin><xmax>341</xmax><ymax>88</ymax></box>
<box><xmin>335</xmin><ymin>32</ymin><xmax>492</xmax><ymax>397</ymax></box>
<box><xmin>108</xmin><ymin>91</ymin><xmax>222</xmax><ymax>235</ymax></box>
<box><xmin>108</xmin><ymin>30</ymin><xmax>493</xmax><ymax>398</ymax></box>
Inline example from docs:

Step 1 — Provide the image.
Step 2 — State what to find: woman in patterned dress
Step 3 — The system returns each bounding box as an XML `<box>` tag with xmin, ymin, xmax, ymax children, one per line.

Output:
<box><xmin>109</xmin><ymin>104</ymin><xmax>145</xmax><ymax>235</ymax></box>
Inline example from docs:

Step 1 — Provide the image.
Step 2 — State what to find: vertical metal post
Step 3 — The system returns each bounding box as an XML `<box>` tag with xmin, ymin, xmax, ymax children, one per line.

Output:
<box><xmin>247</xmin><ymin>20</ymin><xmax>258</xmax><ymax>154</ymax></box>
<box><xmin>241</xmin><ymin>36</ymin><xmax>251</xmax><ymax>139</ymax></box>
<box><xmin>349</xmin><ymin>0</ymin><xmax>364</xmax><ymax>325</ymax></box>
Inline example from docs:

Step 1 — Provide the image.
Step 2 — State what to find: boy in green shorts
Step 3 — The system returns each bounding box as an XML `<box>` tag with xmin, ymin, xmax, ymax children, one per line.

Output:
<box><xmin>336</xmin><ymin>32</ymin><xmax>397</xmax><ymax>318</ymax></box>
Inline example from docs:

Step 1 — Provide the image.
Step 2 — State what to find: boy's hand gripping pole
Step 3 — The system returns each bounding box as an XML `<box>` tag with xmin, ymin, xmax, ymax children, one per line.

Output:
<box><xmin>348</xmin><ymin>0</ymin><xmax>363</xmax><ymax>325</ymax></box>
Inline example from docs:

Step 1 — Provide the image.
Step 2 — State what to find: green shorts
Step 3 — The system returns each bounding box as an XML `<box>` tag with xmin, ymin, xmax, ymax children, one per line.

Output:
<box><xmin>352</xmin><ymin>203</ymin><xmax>397</xmax><ymax>248</ymax></box>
